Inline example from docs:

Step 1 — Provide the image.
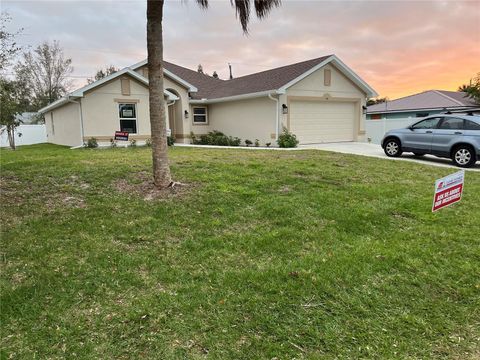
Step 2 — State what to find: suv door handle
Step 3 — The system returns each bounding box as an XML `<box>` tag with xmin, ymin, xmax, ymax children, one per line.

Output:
<box><xmin>426</xmin><ymin>130</ymin><xmax>433</xmax><ymax>134</ymax></box>
<box><xmin>454</xmin><ymin>131</ymin><xmax>463</xmax><ymax>135</ymax></box>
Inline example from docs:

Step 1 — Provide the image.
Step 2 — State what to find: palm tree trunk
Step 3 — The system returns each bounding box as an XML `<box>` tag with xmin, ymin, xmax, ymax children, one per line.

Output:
<box><xmin>147</xmin><ymin>0</ymin><xmax>172</xmax><ymax>188</ymax></box>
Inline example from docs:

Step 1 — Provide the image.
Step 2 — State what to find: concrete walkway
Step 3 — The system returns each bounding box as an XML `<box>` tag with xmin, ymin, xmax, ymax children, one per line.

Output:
<box><xmin>299</xmin><ymin>142</ymin><xmax>480</xmax><ymax>171</ymax></box>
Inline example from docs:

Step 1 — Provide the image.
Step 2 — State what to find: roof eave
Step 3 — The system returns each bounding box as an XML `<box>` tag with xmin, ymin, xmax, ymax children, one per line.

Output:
<box><xmin>367</xmin><ymin>105</ymin><xmax>478</xmax><ymax>114</ymax></box>
<box><xmin>190</xmin><ymin>90</ymin><xmax>282</xmax><ymax>104</ymax></box>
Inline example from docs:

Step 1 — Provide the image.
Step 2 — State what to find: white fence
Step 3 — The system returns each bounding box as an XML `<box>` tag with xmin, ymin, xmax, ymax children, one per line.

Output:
<box><xmin>365</xmin><ymin>118</ymin><xmax>416</xmax><ymax>144</ymax></box>
<box><xmin>0</xmin><ymin>124</ymin><xmax>47</xmax><ymax>148</ymax></box>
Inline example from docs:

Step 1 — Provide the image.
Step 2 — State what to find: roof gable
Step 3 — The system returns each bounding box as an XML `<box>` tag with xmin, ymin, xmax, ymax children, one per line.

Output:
<box><xmin>131</xmin><ymin>55</ymin><xmax>377</xmax><ymax>101</ymax></box>
<box><xmin>38</xmin><ymin>68</ymin><xmax>178</xmax><ymax>114</ymax></box>
<box><xmin>367</xmin><ymin>90</ymin><xmax>477</xmax><ymax>113</ymax></box>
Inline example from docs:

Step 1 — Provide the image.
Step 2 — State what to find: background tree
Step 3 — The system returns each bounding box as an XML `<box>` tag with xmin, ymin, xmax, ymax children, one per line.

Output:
<box><xmin>15</xmin><ymin>40</ymin><xmax>73</xmax><ymax>109</ymax></box>
<box><xmin>367</xmin><ymin>97</ymin><xmax>388</xmax><ymax>106</ymax></box>
<box><xmin>87</xmin><ymin>65</ymin><xmax>119</xmax><ymax>84</ymax></box>
<box><xmin>0</xmin><ymin>12</ymin><xmax>23</xmax><ymax>71</ymax></box>
<box><xmin>458</xmin><ymin>73</ymin><xmax>480</xmax><ymax>104</ymax></box>
<box><xmin>146</xmin><ymin>0</ymin><xmax>281</xmax><ymax>188</ymax></box>
<box><xmin>0</xmin><ymin>78</ymin><xmax>30</xmax><ymax>149</ymax></box>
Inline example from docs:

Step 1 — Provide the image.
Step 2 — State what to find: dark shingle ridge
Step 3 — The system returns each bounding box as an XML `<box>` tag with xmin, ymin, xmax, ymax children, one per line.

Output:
<box><xmin>163</xmin><ymin>55</ymin><xmax>333</xmax><ymax>100</ymax></box>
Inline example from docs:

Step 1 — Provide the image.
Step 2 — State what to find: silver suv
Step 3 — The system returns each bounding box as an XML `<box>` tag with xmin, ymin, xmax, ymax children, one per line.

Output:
<box><xmin>381</xmin><ymin>114</ymin><xmax>480</xmax><ymax>167</ymax></box>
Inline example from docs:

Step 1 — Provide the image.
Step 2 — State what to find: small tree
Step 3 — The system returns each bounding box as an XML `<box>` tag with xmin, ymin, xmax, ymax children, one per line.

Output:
<box><xmin>87</xmin><ymin>65</ymin><xmax>119</xmax><ymax>84</ymax></box>
<box><xmin>0</xmin><ymin>78</ymin><xmax>23</xmax><ymax>149</ymax></box>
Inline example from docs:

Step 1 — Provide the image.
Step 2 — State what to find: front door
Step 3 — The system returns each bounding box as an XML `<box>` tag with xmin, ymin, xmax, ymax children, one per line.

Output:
<box><xmin>402</xmin><ymin>117</ymin><xmax>443</xmax><ymax>152</ymax></box>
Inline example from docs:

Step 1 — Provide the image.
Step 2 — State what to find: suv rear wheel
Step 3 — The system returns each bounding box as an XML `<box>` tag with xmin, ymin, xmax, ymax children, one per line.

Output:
<box><xmin>452</xmin><ymin>145</ymin><xmax>476</xmax><ymax>168</ymax></box>
<box><xmin>384</xmin><ymin>138</ymin><xmax>402</xmax><ymax>157</ymax></box>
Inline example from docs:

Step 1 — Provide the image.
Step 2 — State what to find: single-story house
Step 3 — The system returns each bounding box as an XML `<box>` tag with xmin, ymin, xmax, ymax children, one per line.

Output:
<box><xmin>39</xmin><ymin>54</ymin><xmax>378</xmax><ymax>147</ymax></box>
<box><xmin>367</xmin><ymin>90</ymin><xmax>479</xmax><ymax>120</ymax></box>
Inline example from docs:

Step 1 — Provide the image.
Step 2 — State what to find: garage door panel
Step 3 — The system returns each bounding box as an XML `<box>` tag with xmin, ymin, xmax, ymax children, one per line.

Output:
<box><xmin>290</xmin><ymin>101</ymin><xmax>355</xmax><ymax>143</ymax></box>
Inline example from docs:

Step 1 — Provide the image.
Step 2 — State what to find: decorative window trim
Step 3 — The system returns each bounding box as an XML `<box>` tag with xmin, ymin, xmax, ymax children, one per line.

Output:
<box><xmin>114</xmin><ymin>98</ymin><xmax>140</xmax><ymax>103</ymax></box>
<box><xmin>324</xmin><ymin>68</ymin><xmax>332</xmax><ymax>86</ymax></box>
<box><xmin>121</xmin><ymin>78</ymin><xmax>130</xmax><ymax>96</ymax></box>
<box><xmin>192</xmin><ymin>106</ymin><xmax>208</xmax><ymax>125</ymax></box>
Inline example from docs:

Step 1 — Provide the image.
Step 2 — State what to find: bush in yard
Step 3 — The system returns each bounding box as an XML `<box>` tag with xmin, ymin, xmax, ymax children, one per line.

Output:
<box><xmin>198</xmin><ymin>131</ymin><xmax>241</xmax><ymax>146</ymax></box>
<box><xmin>229</xmin><ymin>137</ymin><xmax>241</xmax><ymax>146</ymax></box>
<box><xmin>85</xmin><ymin>137</ymin><xmax>98</xmax><ymax>148</ymax></box>
<box><xmin>277</xmin><ymin>127</ymin><xmax>299</xmax><ymax>148</ymax></box>
<box><xmin>167</xmin><ymin>136</ymin><xmax>175</xmax><ymax>146</ymax></box>
<box><xmin>190</xmin><ymin>132</ymin><xmax>199</xmax><ymax>144</ymax></box>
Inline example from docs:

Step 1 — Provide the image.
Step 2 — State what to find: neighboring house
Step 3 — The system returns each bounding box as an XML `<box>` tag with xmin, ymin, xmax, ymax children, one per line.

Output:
<box><xmin>39</xmin><ymin>54</ymin><xmax>377</xmax><ymax>147</ymax></box>
<box><xmin>367</xmin><ymin>90</ymin><xmax>479</xmax><ymax>120</ymax></box>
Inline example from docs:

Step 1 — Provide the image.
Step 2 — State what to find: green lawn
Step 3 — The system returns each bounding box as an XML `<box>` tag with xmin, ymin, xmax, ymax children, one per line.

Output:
<box><xmin>1</xmin><ymin>144</ymin><xmax>479</xmax><ymax>359</ymax></box>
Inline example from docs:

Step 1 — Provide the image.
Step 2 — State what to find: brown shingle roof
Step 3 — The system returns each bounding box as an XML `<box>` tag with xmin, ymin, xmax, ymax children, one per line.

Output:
<box><xmin>163</xmin><ymin>61</ymin><xmax>224</xmax><ymax>99</ymax></box>
<box><xmin>163</xmin><ymin>56</ymin><xmax>332</xmax><ymax>100</ymax></box>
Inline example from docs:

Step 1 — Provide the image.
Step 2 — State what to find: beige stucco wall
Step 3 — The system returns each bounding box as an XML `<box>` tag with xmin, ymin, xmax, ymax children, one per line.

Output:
<box><xmin>135</xmin><ymin>65</ymin><xmax>191</xmax><ymax>143</ymax></box>
<box><xmin>81</xmin><ymin>77</ymin><xmax>152</xmax><ymax>143</ymax></box>
<box><xmin>282</xmin><ymin>64</ymin><xmax>367</xmax><ymax>141</ymax></box>
<box><xmin>45</xmin><ymin>102</ymin><xmax>82</xmax><ymax>147</ymax></box>
<box><xmin>46</xmin><ymin>75</ymin><xmax>175</xmax><ymax>147</ymax></box>
<box><xmin>202</xmin><ymin>97</ymin><xmax>277</xmax><ymax>146</ymax></box>
<box><xmin>81</xmin><ymin>76</ymin><xmax>176</xmax><ymax>146</ymax></box>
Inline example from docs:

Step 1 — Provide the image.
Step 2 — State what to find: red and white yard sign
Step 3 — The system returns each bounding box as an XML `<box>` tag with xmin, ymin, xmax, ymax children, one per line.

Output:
<box><xmin>432</xmin><ymin>170</ymin><xmax>465</xmax><ymax>212</ymax></box>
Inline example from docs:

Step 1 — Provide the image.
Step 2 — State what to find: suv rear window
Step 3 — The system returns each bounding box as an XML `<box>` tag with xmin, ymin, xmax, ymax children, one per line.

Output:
<box><xmin>465</xmin><ymin>120</ymin><xmax>480</xmax><ymax>130</ymax></box>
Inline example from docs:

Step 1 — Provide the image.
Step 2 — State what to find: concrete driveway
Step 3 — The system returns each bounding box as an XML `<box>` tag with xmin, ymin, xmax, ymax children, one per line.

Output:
<box><xmin>299</xmin><ymin>142</ymin><xmax>480</xmax><ymax>172</ymax></box>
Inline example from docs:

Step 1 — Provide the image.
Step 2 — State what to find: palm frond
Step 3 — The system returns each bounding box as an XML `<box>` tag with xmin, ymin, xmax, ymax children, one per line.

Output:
<box><xmin>195</xmin><ymin>0</ymin><xmax>208</xmax><ymax>9</ymax></box>
<box><xmin>233</xmin><ymin>0</ymin><xmax>280</xmax><ymax>33</ymax></box>
<box><xmin>196</xmin><ymin>0</ymin><xmax>280</xmax><ymax>33</ymax></box>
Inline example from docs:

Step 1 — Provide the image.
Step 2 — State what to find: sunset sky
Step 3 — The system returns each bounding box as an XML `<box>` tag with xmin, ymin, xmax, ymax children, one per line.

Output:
<box><xmin>3</xmin><ymin>0</ymin><xmax>480</xmax><ymax>100</ymax></box>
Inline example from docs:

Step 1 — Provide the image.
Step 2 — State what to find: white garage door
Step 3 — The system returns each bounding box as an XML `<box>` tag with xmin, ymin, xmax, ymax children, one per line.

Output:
<box><xmin>290</xmin><ymin>101</ymin><xmax>356</xmax><ymax>144</ymax></box>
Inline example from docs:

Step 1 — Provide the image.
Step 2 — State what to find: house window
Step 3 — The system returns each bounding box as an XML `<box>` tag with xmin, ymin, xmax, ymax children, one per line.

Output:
<box><xmin>119</xmin><ymin>103</ymin><xmax>137</xmax><ymax>133</ymax></box>
<box><xmin>416</xmin><ymin>112</ymin><xmax>429</xmax><ymax>117</ymax></box>
<box><xmin>193</xmin><ymin>107</ymin><xmax>208</xmax><ymax>124</ymax></box>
